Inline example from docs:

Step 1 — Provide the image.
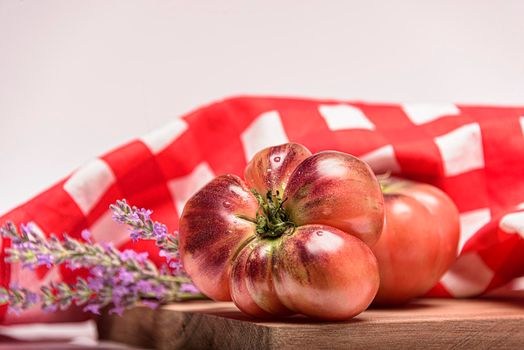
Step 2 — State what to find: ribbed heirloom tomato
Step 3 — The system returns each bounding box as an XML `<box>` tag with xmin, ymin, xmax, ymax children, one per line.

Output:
<box><xmin>371</xmin><ymin>178</ymin><xmax>460</xmax><ymax>305</ymax></box>
<box><xmin>179</xmin><ymin>143</ymin><xmax>384</xmax><ymax>320</ymax></box>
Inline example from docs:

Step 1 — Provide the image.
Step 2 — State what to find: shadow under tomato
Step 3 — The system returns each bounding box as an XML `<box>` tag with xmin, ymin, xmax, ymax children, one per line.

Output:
<box><xmin>368</xmin><ymin>299</ymin><xmax>437</xmax><ymax>311</ymax></box>
<box><xmin>200</xmin><ymin>307</ymin><xmax>366</xmax><ymax>325</ymax></box>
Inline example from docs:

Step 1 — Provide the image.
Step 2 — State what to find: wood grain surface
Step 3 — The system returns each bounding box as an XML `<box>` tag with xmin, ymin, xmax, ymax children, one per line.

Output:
<box><xmin>97</xmin><ymin>298</ymin><xmax>524</xmax><ymax>350</ymax></box>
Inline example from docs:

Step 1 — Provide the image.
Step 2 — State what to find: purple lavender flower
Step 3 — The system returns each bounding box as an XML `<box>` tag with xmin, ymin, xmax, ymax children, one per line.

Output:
<box><xmin>120</xmin><ymin>249</ymin><xmax>148</xmax><ymax>263</ymax></box>
<box><xmin>129</xmin><ymin>229</ymin><xmax>141</xmax><ymax>242</ymax></box>
<box><xmin>21</xmin><ymin>261</ymin><xmax>37</xmax><ymax>270</ymax></box>
<box><xmin>152</xmin><ymin>284</ymin><xmax>167</xmax><ymax>299</ymax></box>
<box><xmin>87</xmin><ymin>277</ymin><xmax>104</xmax><ymax>292</ymax></box>
<box><xmin>169</xmin><ymin>260</ymin><xmax>181</xmax><ymax>271</ymax></box>
<box><xmin>137</xmin><ymin>208</ymin><xmax>152</xmax><ymax>221</ymax></box>
<box><xmin>111</xmin><ymin>285</ymin><xmax>128</xmax><ymax>299</ymax></box>
<box><xmin>142</xmin><ymin>300</ymin><xmax>159</xmax><ymax>310</ymax></box>
<box><xmin>25</xmin><ymin>290</ymin><xmax>39</xmax><ymax>304</ymax></box>
<box><xmin>90</xmin><ymin>265</ymin><xmax>105</xmax><ymax>277</ymax></box>
<box><xmin>42</xmin><ymin>303</ymin><xmax>58</xmax><ymax>313</ymax></box>
<box><xmin>136</xmin><ymin>280</ymin><xmax>154</xmax><ymax>294</ymax></box>
<box><xmin>180</xmin><ymin>283</ymin><xmax>200</xmax><ymax>294</ymax></box>
<box><xmin>116</xmin><ymin>268</ymin><xmax>135</xmax><ymax>285</ymax></box>
<box><xmin>19</xmin><ymin>223</ymin><xmax>34</xmax><ymax>238</ymax></box>
<box><xmin>111</xmin><ymin>212</ymin><xmax>126</xmax><ymax>225</ymax></box>
<box><xmin>0</xmin><ymin>291</ymin><xmax>8</xmax><ymax>304</ymax></box>
<box><xmin>101</xmin><ymin>241</ymin><xmax>115</xmax><ymax>253</ymax></box>
<box><xmin>109</xmin><ymin>306</ymin><xmax>125</xmax><ymax>316</ymax></box>
<box><xmin>135</xmin><ymin>252</ymin><xmax>149</xmax><ymax>263</ymax></box>
<box><xmin>81</xmin><ymin>230</ymin><xmax>92</xmax><ymax>243</ymax></box>
<box><xmin>153</xmin><ymin>222</ymin><xmax>168</xmax><ymax>241</ymax></box>
<box><xmin>83</xmin><ymin>303</ymin><xmax>102</xmax><ymax>315</ymax></box>
<box><xmin>36</xmin><ymin>252</ymin><xmax>54</xmax><ymax>268</ymax></box>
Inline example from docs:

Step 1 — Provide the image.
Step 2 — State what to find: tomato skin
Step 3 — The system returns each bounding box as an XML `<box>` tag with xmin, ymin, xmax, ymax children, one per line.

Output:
<box><xmin>180</xmin><ymin>143</ymin><xmax>383</xmax><ymax>320</ymax></box>
<box><xmin>371</xmin><ymin>179</ymin><xmax>460</xmax><ymax>305</ymax></box>
<box><xmin>229</xmin><ymin>246</ymin><xmax>274</xmax><ymax>318</ymax></box>
<box><xmin>395</xmin><ymin>183</ymin><xmax>460</xmax><ymax>278</ymax></box>
<box><xmin>230</xmin><ymin>225</ymin><xmax>379</xmax><ymax>320</ymax></box>
<box><xmin>179</xmin><ymin>174</ymin><xmax>258</xmax><ymax>301</ymax></box>
<box><xmin>244</xmin><ymin>143</ymin><xmax>312</xmax><ymax>195</ymax></box>
<box><xmin>230</xmin><ymin>239</ymin><xmax>291</xmax><ymax>317</ymax></box>
<box><xmin>272</xmin><ymin>225</ymin><xmax>379</xmax><ymax>320</ymax></box>
<box><xmin>284</xmin><ymin>151</ymin><xmax>384</xmax><ymax>247</ymax></box>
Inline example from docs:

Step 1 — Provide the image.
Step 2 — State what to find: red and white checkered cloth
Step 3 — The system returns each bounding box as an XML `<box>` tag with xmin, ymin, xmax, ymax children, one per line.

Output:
<box><xmin>2</xmin><ymin>96</ymin><xmax>524</xmax><ymax>323</ymax></box>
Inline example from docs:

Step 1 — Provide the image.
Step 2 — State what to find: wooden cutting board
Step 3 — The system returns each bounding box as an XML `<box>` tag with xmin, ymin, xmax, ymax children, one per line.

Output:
<box><xmin>97</xmin><ymin>298</ymin><xmax>524</xmax><ymax>349</ymax></box>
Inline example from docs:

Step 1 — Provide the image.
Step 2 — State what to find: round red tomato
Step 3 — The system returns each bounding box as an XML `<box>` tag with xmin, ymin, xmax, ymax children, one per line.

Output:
<box><xmin>371</xmin><ymin>178</ymin><xmax>460</xmax><ymax>305</ymax></box>
<box><xmin>179</xmin><ymin>143</ymin><xmax>384</xmax><ymax>320</ymax></box>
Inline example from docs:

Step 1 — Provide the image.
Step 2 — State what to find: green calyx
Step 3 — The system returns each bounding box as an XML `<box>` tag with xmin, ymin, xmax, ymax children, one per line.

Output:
<box><xmin>377</xmin><ymin>172</ymin><xmax>410</xmax><ymax>194</ymax></box>
<box><xmin>377</xmin><ymin>171</ymin><xmax>392</xmax><ymax>193</ymax></box>
<box><xmin>251</xmin><ymin>189</ymin><xmax>295</xmax><ymax>239</ymax></box>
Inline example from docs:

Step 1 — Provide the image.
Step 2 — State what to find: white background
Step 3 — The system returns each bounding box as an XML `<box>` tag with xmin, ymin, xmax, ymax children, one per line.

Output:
<box><xmin>1</xmin><ymin>0</ymin><xmax>524</xmax><ymax>214</ymax></box>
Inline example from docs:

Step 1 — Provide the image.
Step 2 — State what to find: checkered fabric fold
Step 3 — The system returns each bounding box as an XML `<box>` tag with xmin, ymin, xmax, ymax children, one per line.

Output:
<box><xmin>2</xmin><ymin>96</ymin><xmax>524</xmax><ymax>323</ymax></box>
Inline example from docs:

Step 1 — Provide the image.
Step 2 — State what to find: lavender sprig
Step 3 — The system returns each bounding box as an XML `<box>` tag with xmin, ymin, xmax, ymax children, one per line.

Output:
<box><xmin>0</xmin><ymin>201</ymin><xmax>205</xmax><ymax>316</ymax></box>
<box><xmin>110</xmin><ymin>199</ymin><xmax>181</xmax><ymax>271</ymax></box>
<box><xmin>0</xmin><ymin>284</ymin><xmax>39</xmax><ymax>314</ymax></box>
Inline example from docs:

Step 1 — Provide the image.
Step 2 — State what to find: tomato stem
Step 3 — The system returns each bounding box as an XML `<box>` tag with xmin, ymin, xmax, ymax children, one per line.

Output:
<box><xmin>379</xmin><ymin>176</ymin><xmax>410</xmax><ymax>194</ymax></box>
<box><xmin>251</xmin><ymin>189</ymin><xmax>295</xmax><ymax>239</ymax></box>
